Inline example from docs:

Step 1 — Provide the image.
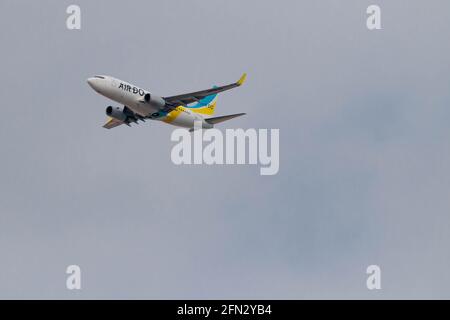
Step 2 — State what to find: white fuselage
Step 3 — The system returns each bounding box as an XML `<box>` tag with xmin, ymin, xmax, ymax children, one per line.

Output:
<box><xmin>87</xmin><ymin>75</ymin><xmax>208</xmax><ymax>128</ymax></box>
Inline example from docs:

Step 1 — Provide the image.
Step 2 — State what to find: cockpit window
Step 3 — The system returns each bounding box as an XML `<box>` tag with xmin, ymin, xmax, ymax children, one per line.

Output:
<box><xmin>94</xmin><ymin>76</ymin><xmax>105</xmax><ymax>79</ymax></box>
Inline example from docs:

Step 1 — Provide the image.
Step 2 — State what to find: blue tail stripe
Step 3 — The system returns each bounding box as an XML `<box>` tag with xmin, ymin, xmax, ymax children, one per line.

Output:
<box><xmin>186</xmin><ymin>94</ymin><xmax>216</xmax><ymax>109</ymax></box>
<box><xmin>185</xmin><ymin>85</ymin><xmax>218</xmax><ymax>109</ymax></box>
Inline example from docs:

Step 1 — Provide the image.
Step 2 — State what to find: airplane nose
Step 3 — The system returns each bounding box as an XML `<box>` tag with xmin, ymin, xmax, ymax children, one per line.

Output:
<box><xmin>87</xmin><ymin>77</ymin><xmax>95</xmax><ymax>88</ymax></box>
<box><xmin>87</xmin><ymin>77</ymin><xmax>103</xmax><ymax>92</ymax></box>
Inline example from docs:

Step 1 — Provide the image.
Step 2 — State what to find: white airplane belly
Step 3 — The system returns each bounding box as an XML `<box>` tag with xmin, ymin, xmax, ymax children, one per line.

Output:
<box><xmin>119</xmin><ymin>93</ymin><xmax>157</xmax><ymax>117</ymax></box>
<box><xmin>163</xmin><ymin>110</ymin><xmax>195</xmax><ymax>128</ymax></box>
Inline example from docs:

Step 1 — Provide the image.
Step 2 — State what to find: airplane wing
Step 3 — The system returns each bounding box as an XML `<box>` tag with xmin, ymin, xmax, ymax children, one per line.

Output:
<box><xmin>103</xmin><ymin>117</ymin><xmax>124</xmax><ymax>129</ymax></box>
<box><xmin>163</xmin><ymin>73</ymin><xmax>247</xmax><ymax>106</ymax></box>
<box><xmin>102</xmin><ymin>106</ymin><xmax>147</xmax><ymax>129</ymax></box>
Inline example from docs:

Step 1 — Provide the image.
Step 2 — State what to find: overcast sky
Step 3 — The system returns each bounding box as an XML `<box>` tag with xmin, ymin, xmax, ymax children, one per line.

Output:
<box><xmin>1</xmin><ymin>0</ymin><xmax>450</xmax><ymax>299</ymax></box>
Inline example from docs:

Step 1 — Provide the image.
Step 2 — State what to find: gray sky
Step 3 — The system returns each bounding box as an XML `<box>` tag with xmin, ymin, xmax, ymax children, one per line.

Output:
<box><xmin>1</xmin><ymin>0</ymin><xmax>450</xmax><ymax>299</ymax></box>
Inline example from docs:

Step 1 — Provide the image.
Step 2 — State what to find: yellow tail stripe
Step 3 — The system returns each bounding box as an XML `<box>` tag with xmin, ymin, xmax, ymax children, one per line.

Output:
<box><xmin>163</xmin><ymin>108</ymin><xmax>183</xmax><ymax>123</ymax></box>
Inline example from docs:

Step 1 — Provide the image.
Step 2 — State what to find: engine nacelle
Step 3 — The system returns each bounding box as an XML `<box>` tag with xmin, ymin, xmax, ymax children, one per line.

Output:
<box><xmin>144</xmin><ymin>93</ymin><xmax>165</xmax><ymax>110</ymax></box>
<box><xmin>106</xmin><ymin>106</ymin><xmax>127</xmax><ymax>122</ymax></box>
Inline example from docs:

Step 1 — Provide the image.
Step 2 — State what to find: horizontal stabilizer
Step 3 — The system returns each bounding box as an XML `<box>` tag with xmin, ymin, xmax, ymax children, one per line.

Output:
<box><xmin>205</xmin><ymin>113</ymin><xmax>246</xmax><ymax>125</ymax></box>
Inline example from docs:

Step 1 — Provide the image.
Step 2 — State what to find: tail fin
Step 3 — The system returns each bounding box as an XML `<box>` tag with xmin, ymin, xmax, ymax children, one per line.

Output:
<box><xmin>186</xmin><ymin>88</ymin><xmax>218</xmax><ymax>116</ymax></box>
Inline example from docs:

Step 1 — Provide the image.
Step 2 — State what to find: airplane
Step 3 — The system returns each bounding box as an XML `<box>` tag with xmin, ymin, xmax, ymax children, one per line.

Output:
<box><xmin>86</xmin><ymin>73</ymin><xmax>247</xmax><ymax>130</ymax></box>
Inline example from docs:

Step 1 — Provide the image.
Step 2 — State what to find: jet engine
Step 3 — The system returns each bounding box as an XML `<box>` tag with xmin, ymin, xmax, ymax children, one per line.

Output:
<box><xmin>106</xmin><ymin>106</ymin><xmax>127</xmax><ymax>122</ymax></box>
<box><xmin>144</xmin><ymin>93</ymin><xmax>165</xmax><ymax>110</ymax></box>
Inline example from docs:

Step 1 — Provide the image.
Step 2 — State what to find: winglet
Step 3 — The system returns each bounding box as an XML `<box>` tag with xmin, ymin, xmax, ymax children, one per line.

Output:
<box><xmin>103</xmin><ymin>116</ymin><xmax>124</xmax><ymax>129</ymax></box>
<box><xmin>237</xmin><ymin>73</ymin><xmax>247</xmax><ymax>86</ymax></box>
